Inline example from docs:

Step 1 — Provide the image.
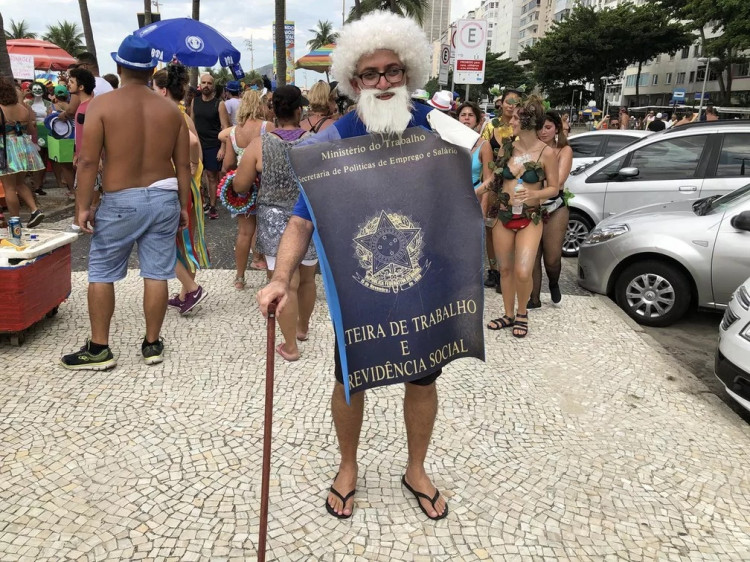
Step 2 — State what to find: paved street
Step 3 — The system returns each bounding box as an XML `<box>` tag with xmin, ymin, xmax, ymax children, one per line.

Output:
<box><xmin>2</xmin><ymin>211</ymin><xmax>750</xmax><ymax>560</ymax></box>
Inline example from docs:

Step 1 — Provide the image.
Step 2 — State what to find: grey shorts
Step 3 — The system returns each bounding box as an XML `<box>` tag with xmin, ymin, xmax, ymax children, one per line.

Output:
<box><xmin>88</xmin><ymin>187</ymin><xmax>180</xmax><ymax>283</ymax></box>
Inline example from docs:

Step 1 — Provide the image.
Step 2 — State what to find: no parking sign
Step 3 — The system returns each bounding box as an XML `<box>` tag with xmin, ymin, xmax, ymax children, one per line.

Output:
<box><xmin>453</xmin><ymin>19</ymin><xmax>487</xmax><ymax>85</ymax></box>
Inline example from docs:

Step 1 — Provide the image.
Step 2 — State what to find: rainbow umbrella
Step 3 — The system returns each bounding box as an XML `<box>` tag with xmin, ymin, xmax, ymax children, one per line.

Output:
<box><xmin>295</xmin><ymin>44</ymin><xmax>335</xmax><ymax>79</ymax></box>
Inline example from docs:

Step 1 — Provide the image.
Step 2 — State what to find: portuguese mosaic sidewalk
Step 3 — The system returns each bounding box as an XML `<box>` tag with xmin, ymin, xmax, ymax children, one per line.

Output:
<box><xmin>2</xmin><ymin>268</ymin><xmax>750</xmax><ymax>561</ymax></box>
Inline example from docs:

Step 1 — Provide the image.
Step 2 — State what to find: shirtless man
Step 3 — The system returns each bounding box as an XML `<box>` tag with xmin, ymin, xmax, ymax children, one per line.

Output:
<box><xmin>61</xmin><ymin>35</ymin><xmax>190</xmax><ymax>371</ymax></box>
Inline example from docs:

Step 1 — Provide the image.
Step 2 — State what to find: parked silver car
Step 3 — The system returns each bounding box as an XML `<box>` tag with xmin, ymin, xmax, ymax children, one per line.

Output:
<box><xmin>568</xmin><ymin>129</ymin><xmax>650</xmax><ymax>171</ymax></box>
<box><xmin>716</xmin><ymin>276</ymin><xmax>750</xmax><ymax>412</ymax></box>
<box><xmin>578</xmin><ymin>183</ymin><xmax>750</xmax><ymax>326</ymax></box>
<box><xmin>564</xmin><ymin>121</ymin><xmax>750</xmax><ymax>256</ymax></box>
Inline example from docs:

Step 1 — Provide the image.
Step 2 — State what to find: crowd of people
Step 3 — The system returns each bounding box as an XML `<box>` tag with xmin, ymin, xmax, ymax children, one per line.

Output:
<box><xmin>0</xmin><ymin>50</ymin><xmax>117</xmax><ymax>230</ymax></box>
<box><xmin>593</xmin><ymin>103</ymin><xmax>721</xmax><ymax>131</ymax></box>
<box><xmin>0</xmin><ymin>10</ymin><xmax>642</xmax><ymax>524</ymax></box>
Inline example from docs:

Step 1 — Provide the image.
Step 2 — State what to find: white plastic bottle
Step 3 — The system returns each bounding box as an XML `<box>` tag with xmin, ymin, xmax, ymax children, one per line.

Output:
<box><xmin>512</xmin><ymin>178</ymin><xmax>524</xmax><ymax>215</ymax></box>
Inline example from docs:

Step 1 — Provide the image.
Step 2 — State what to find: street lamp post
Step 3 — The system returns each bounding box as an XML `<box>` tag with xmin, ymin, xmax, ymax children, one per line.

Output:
<box><xmin>569</xmin><ymin>89</ymin><xmax>577</xmax><ymax>123</ymax></box>
<box><xmin>697</xmin><ymin>56</ymin><xmax>720</xmax><ymax>118</ymax></box>
<box><xmin>601</xmin><ymin>75</ymin><xmax>616</xmax><ymax>118</ymax></box>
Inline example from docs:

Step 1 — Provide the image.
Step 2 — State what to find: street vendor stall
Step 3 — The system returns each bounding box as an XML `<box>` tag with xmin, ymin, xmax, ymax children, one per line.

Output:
<box><xmin>0</xmin><ymin>229</ymin><xmax>78</xmax><ymax>346</ymax></box>
<box><xmin>7</xmin><ymin>39</ymin><xmax>77</xmax><ymax>71</ymax></box>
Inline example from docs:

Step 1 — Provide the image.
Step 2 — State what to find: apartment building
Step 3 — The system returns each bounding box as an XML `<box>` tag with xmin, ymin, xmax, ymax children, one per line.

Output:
<box><xmin>422</xmin><ymin>0</ymin><xmax>453</xmax><ymax>44</ymax></box>
<box><xmin>620</xmin><ymin>38</ymin><xmax>750</xmax><ymax>108</ymax></box>
<box><xmin>518</xmin><ymin>0</ymin><xmax>554</xmax><ymax>51</ymax></box>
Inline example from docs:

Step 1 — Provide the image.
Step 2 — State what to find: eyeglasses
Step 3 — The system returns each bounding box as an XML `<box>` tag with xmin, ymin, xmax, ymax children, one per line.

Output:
<box><xmin>356</xmin><ymin>67</ymin><xmax>405</xmax><ymax>87</ymax></box>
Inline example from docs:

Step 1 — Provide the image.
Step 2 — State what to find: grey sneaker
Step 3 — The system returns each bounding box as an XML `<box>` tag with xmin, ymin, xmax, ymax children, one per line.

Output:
<box><xmin>142</xmin><ymin>338</ymin><xmax>164</xmax><ymax>365</ymax></box>
<box><xmin>61</xmin><ymin>340</ymin><xmax>116</xmax><ymax>370</ymax></box>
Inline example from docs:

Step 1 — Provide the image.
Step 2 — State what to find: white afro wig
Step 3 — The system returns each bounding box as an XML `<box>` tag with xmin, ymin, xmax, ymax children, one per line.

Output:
<box><xmin>331</xmin><ymin>11</ymin><xmax>431</xmax><ymax>100</ymax></box>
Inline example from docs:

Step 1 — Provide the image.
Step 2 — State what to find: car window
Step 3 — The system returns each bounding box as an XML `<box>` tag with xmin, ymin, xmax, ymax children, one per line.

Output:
<box><xmin>603</xmin><ymin>135</ymin><xmax>639</xmax><ymax>157</ymax></box>
<box><xmin>587</xmin><ymin>155</ymin><xmax>627</xmax><ymax>183</ymax></box>
<box><xmin>629</xmin><ymin>135</ymin><xmax>708</xmax><ymax>181</ymax></box>
<box><xmin>716</xmin><ymin>134</ymin><xmax>750</xmax><ymax>178</ymax></box>
<box><xmin>569</xmin><ymin>136</ymin><xmax>603</xmax><ymax>158</ymax></box>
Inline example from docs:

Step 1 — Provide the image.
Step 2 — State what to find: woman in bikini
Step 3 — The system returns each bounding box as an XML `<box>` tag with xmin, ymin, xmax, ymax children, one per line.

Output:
<box><xmin>219</xmin><ymin>90</ymin><xmax>276</xmax><ymax>288</ymax></box>
<box><xmin>479</xmin><ymin>88</ymin><xmax>522</xmax><ymax>290</ymax></box>
<box><xmin>481</xmin><ymin>96</ymin><xmax>560</xmax><ymax>338</ymax></box>
<box><xmin>529</xmin><ymin>111</ymin><xmax>573</xmax><ymax>308</ymax></box>
<box><xmin>300</xmin><ymin>81</ymin><xmax>335</xmax><ymax>134</ymax></box>
<box><xmin>457</xmin><ymin>102</ymin><xmax>493</xmax><ymax>214</ymax></box>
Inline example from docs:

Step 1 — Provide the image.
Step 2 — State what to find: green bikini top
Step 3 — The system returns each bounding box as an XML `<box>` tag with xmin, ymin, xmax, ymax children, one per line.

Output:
<box><xmin>500</xmin><ymin>145</ymin><xmax>547</xmax><ymax>183</ymax></box>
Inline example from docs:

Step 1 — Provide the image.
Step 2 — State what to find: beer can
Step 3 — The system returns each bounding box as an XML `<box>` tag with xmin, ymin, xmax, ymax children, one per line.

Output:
<box><xmin>8</xmin><ymin>216</ymin><xmax>22</xmax><ymax>243</ymax></box>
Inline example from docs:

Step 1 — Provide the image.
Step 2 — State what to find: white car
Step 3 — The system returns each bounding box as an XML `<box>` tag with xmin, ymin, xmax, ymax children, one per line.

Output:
<box><xmin>568</xmin><ymin>129</ymin><xmax>650</xmax><ymax>171</ymax></box>
<box><xmin>716</xmin><ymin>276</ymin><xmax>750</xmax><ymax>412</ymax></box>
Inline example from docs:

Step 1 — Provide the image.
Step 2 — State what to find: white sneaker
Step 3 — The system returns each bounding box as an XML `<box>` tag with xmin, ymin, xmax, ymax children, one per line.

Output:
<box><xmin>70</xmin><ymin>224</ymin><xmax>81</xmax><ymax>232</ymax></box>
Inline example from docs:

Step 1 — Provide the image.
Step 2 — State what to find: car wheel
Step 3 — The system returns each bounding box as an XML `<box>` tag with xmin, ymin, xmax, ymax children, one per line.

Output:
<box><xmin>614</xmin><ymin>260</ymin><xmax>692</xmax><ymax>327</ymax></box>
<box><xmin>563</xmin><ymin>211</ymin><xmax>593</xmax><ymax>257</ymax></box>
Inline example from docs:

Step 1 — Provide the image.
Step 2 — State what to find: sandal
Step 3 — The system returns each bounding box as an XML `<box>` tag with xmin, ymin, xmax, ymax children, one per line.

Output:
<box><xmin>513</xmin><ymin>313</ymin><xmax>528</xmax><ymax>338</ymax></box>
<box><xmin>401</xmin><ymin>474</ymin><xmax>448</xmax><ymax>521</ymax></box>
<box><xmin>234</xmin><ymin>276</ymin><xmax>246</xmax><ymax>290</ymax></box>
<box><xmin>250</xmin><ymin>260</ymin><xmax>267</xmax><ymax>270</ymax></box>
<box><xmin>325</xmin><ymin>473</ymin><xmax>356</xmax><ymax>519</ymax></box>
<box><xmin>487</xmin><ymin>315</ymin><xmax>514</xmax><ymax>330</ymax></box>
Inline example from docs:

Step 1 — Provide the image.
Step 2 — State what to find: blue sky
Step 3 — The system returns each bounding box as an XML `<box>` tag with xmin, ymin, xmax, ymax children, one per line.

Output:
<box><xmin>1</xmin><ymin>0</ymin><xmax>473</xmax><ymax>87</ymax></box>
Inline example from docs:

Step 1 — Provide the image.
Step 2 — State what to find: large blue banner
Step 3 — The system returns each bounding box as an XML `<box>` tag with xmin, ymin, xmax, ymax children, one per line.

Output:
<box><xmin>290</xmin><ymin>128</ymin><xmax>485</xmax><ymax>402</ymax></box>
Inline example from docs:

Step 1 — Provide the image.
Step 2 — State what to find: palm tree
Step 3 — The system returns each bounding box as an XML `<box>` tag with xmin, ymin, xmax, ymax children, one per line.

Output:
<box><xmin>78</xmin><ymin>0</ymin><xmax>96</xmax><ymax>54</ymax></box>
<box><xmin>274</xmin><ymin>0</ymin><xmax>286</xmax><ymax>86</ymax></box>
<box><xmin>0</xmin><ymin>13</ymin><xmax>13</xmax><ymax>79</ymax></box>
<box><xmin>307</xmin><ymin>20</ymin><xmax>338</xmax><ymax>50</ymax></box>
<box><xmin>43</xmin><ymin>21</ymin><xmax>85</xmax><ymax>56</ymax></box>
<box><xmin>347</xmin><ymin>0</ymin><xmax>428</xmax><ymax>24</ymax></box>
<box><xmin>143</xmin><ymin>0</ymin><xmax>153</xmax><ymax>26</ymax></box>
<box><xmin>203</xmin><ymin>66</ymin><xmax>232</xmax><ymax>88</ymax></box>
<box><xmin>5</xmin><ymin>19</ymin><xmax>37</xmax><ymax>39</ymax></box>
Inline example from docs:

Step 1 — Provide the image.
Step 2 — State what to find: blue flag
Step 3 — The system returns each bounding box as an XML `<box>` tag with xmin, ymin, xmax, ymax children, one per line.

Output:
<box><xmin>290</xmin><ymin>128</ymin><xmax>485</xmax><ymax>403</ymax></box>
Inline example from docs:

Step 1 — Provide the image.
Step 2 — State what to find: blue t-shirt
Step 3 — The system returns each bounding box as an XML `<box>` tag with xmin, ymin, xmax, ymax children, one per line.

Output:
<box><xmin>292</xmin><ymin>103</ymin><xmax>434</xmax><ymax>222</ymax></box>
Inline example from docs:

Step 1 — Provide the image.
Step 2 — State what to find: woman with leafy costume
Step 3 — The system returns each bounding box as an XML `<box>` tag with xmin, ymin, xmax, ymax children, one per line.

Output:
<box><xmin>479</xmin><ymin>96</ymin><xmax>560</xmax><ymax>338</ymax></box>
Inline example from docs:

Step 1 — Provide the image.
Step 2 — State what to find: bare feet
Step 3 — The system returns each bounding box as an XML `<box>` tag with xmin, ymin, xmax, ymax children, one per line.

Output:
<box><xmin>404</xmin><ymin>466</ymin><xmax>447</xmax><ymax>519</ymax></box>
<box><xmin>327</xmin><ymin>464</ymin><xmax>357</xmax><ymax>517</ymax></box>
<box><xmin>276</xmin><ymin>343</ymin><xmax>300</xmax><ymax>362</ymax></box>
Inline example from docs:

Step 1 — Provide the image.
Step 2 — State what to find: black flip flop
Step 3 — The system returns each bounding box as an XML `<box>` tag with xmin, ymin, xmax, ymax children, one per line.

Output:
<box><xmin>325</xmin><ymin>479</ymin><xmax>355</xmax><ymax>519</ymax></box>
<box><xmin>401</xmin><ymin>475</ymin><xmax>448</xmax><ymax>521</ymax></box>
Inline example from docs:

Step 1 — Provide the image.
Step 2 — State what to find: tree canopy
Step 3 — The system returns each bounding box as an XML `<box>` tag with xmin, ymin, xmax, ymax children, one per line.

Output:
<box><xmin>347</xmin><ymin>0</ymin><xmax>429</xmax><ymax>24</ymax></box>
<box><xmin>5</xmin><ymin>19</ymin><xmax>36</xmax><ymax>39</ymax></box>
<box><xmin>307</xmin><ymin>20</ymin><xmax>337</xmax><ymax>50</ymax></box>
<box><xmin>43</xmin><ymin>21</ymin><xmax>84</xmax><ymax>56</ymax></box>
<box><xmin>656</xmin><ymin>0</ymin><xmax>750</xmax><ymax>104</ymax></box>
<box><xmin>522</xmin><ymin>3</ymin><xmax>694</xmax><ymax>106</ymax></box>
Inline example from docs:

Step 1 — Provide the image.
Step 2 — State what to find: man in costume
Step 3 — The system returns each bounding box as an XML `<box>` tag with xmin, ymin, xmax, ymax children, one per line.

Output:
<box><xmin>255</xmin><ymin>11</ymin><xmax>448</xmax><ymax>521</ymax></box>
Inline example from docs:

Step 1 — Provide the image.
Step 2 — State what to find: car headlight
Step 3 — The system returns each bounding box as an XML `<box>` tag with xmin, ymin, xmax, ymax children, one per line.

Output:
<box><xmin>584</xmin><ymin>224</ymin><xmax>630</xmax><ymax>245</ymax></box>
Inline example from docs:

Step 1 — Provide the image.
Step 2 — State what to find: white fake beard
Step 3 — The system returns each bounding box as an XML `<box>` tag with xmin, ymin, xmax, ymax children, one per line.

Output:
<box><xmin>356</xmin><ymin>85</ymin><xmax>413</xmax><ymax>136</ymax></box>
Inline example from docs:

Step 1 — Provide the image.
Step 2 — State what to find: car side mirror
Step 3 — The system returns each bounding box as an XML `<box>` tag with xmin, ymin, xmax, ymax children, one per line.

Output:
<box><xmin>618</xmin><ymin>167</ymin><xmax>639</xmax><ymax>178</ymax></box>
<box><xmin>730</xmin><ymin>211</ymin><xmax>750</xmax><ymax>231</ymax></box>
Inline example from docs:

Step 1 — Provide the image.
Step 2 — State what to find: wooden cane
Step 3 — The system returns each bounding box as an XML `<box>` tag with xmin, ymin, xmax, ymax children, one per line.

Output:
<box><xmin>258</xmin><ymin>301</ymin><xmax>277</xmax><ymax>562</ymax></box>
